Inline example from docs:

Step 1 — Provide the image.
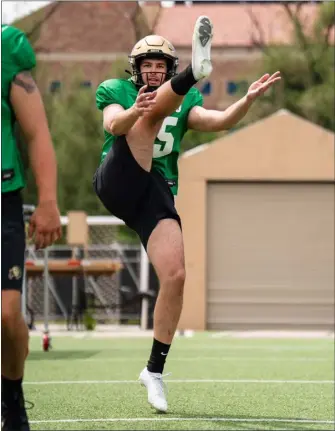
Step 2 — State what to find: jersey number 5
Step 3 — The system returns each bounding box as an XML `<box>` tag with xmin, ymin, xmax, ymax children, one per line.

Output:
<box><xmin>153</xmin><ymin>117</ymin><xmax>178</xmax><ymax>158</ymax></box>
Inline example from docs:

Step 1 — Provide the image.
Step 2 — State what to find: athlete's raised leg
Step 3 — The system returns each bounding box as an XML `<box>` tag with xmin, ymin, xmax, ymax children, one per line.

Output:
<box><xmin>145</xmin><ymin>16</ymin><xmax>213</xmax><ymax>123</ymax></box>
<box><xmin>126</xmin><ymin>16</ymin><xmax>213</xmax><ymax>171</ymax></box>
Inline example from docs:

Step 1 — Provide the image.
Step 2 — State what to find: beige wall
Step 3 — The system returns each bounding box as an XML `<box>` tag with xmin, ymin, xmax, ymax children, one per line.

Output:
<box><xmin>176</xmin><ymin>111</ymin><xmax>335</xmax><ymax>330</ymax></box>
<box><xmin>206</xmin><ymin>182</ymin><xmax>334</xmax><ymax>330</ymax></box>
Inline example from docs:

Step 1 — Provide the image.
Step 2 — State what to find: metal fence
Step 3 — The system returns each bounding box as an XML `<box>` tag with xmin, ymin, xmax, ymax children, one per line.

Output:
<box><xmin>22</xmin><ymin>216</ymin><xmax>155</xmax><ymax>332</ymax></box>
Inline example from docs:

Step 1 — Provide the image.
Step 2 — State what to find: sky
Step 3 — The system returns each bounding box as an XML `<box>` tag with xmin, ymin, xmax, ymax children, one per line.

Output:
<box><xmin>2</xmin><ymin>1</ymin><xmax>51</xmax><ymax>24</ymax></box>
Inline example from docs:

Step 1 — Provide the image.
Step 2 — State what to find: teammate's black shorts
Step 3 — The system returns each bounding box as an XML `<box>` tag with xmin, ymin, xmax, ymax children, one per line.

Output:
<box><xmin>1</xmin><ymin>190</ymin><xmax>25</xmax><ymax>292</ymax></box>
<box><xmin>93</xmin><ymin>135</ymin><xmax>181</xmax><ymax>249</ymax></box>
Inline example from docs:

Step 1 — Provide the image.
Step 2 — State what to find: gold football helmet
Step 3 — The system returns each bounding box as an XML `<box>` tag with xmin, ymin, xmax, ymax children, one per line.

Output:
<box><xmin>128</xmin><ymin>35</ymin><xmax>179</xmax><ymax>87</ymax></box>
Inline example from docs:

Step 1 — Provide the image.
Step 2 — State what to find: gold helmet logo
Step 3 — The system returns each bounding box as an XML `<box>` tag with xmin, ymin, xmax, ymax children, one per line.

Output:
<box><xmin>129</xmin><ymin>35</ymin><xmax>179</xmax><ymax>87</ymax></box>
<box><xmin>8</xmin><ymin>266</ymin><xmax>22</xmax><ymax>280</ymax></box>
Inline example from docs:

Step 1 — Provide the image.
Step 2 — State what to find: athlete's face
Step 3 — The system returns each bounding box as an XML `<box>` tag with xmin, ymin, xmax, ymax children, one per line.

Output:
<box><xmin>140</xmin><ymin>59</ymin><xmax>167</xmax><ymax>87</ymax></box>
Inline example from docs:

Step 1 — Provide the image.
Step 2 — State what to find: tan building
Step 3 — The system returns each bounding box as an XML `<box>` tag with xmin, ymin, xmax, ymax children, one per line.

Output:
<box><xmin>176</xmin><ymin>110</ymin><xmax>335</xmax><ymax>331</ymax></box>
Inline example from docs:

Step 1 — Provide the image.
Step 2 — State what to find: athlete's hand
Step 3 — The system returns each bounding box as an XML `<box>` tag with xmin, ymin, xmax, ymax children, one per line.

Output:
<box><xmin>246</xmin><ymin>71</ymin><xmax>281</xmax><ymax>102</ymax></box>
<box><xmin>133</xmin><ymin>85</ymin><xmax>157</xmax><ymax>116</ymax></box>
<box><xmin>28</xmin><ymin>201</ymin><xmax>62</xmax><ymax>249</ymax></box>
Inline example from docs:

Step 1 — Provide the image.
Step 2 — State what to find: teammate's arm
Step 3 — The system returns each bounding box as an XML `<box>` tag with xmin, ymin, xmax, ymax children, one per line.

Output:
<box><xmin>188</xmin><ymin>72</ymin><xmax>281</xmax><ymax>132</ymax></box>
<box><xmin>103</xmin><ymin>85</ymin><xmax>157</xmax><ymax>136</ymax></box>
<box><xmin>10</xmin><ymin>71</ymin><xmax>61</xmax><ymax>248</ymax></box>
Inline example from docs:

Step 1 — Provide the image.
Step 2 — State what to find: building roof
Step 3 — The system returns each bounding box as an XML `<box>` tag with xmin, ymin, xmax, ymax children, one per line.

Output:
<box><xmin>14</xmin><ymin>2</ymin><xmax>334</xmax><ymax>54</ymax></box>
<box><xmin>16</xmin><ymin>1</ymin><xmax>150</xmax><ymax>53</ymax></box>
<box><xmin>153</xmin><ymin>3</ymin><xmax>332</xmax><ymax>47</ymax></box>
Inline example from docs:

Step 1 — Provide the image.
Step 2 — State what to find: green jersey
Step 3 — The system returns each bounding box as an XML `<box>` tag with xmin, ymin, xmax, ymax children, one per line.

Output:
<box><xmin>1</xmin><ymin>25</ymin><xmax>36</xmax><ymax>193</ymax></box>
<box><xmin>96</xmin><ymin>79</ymin><xmax>203</xmax><ymax>195</ymax></box>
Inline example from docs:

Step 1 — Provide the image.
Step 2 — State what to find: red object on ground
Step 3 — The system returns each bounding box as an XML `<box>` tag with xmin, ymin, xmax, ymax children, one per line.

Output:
<box><xmin>42</xmin><ymin>332</ymin><xmax>51</xmax><ymax>352</ymax></box>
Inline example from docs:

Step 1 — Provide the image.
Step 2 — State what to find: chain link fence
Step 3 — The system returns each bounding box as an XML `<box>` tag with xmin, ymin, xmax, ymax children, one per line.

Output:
<box><xmin>88</xmin><ymin>224</ymin><xmax>119</xmax><ymax>245</ymax></box>
<box><xmin>23</xmin><ymin>217</ymin><xmax>152</xmax><ymax>330</ymax></box>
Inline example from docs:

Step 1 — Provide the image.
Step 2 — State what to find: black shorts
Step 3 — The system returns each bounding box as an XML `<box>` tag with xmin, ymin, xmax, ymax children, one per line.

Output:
<box><xmin>93</xmin><ymin>135</ymin><xmax>181</xmax><ymax>249</ymax></box>
<box><xmin>1</xmin><ymin>190</ymin><xmax>25</xmax><ymax>292</ymax></box>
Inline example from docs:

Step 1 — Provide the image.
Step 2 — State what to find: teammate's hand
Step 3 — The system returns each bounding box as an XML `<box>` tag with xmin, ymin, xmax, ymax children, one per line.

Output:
<box><xmin>28</xmin><ymin>201</ymin><xmax>62</xmax><ymax>249</ymax></box>
<box><xmin>133</xmin><ymin>85</ymin><xmax>157</xmax><ymax>116</ymax></box>
<box><xmin>246</xmin><ymin>71</ymin><xmax>281</xmax><ymax>102</ymax></box>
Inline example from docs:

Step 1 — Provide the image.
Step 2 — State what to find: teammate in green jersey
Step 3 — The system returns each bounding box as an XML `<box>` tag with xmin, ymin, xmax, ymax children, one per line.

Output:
<box><xmin>94</xmin><ymin>16</ymin><xmax>281</xmax><ymax>412</ymax></box>
<box><xmin>1</xmin><ymin>25</ymin><xmax>61</xmax><ymax>431</ymax></box>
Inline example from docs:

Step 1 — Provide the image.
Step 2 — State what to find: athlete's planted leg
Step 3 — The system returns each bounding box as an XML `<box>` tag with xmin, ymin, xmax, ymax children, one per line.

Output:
<box><xmin>139</xmin><ymin>219</ymin><xmax>185</xmax><ymax>412</ymax></box>
<box><xmin>147</xmin><ymin>220</ymin><xmax>185</xmax><ymax>346</ymax></box>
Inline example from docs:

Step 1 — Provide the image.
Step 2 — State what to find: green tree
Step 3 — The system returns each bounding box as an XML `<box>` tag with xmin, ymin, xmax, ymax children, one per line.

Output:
<box><xmin>22</xmin><ymin>60</ymin><xmax>130</xmax><ymax>211</ymax></box>
<box><xmin>22</xmin><ymin>63</ymin><xmax>141</xmax><ymax>244</ymax></box>
<box><xmin>23</xmin><ymin>72</ymin><xmax>107</xmax><ymax>216</ymax></box>
<box><xmin>245</xmin><ymin>2</ymin><xmax>335</xmax><ymax>131</ymax></box>
<box><xmin>181</xmin><ymin>129</ymin><xmax>218</xmax><ymax>154</ymax></box>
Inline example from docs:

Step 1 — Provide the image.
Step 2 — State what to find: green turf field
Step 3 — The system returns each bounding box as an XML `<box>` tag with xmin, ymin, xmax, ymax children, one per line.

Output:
<box><xmin>25</xmin><ymin>332</ymin><xmax>334</xmax><ymax>430</ymax></box>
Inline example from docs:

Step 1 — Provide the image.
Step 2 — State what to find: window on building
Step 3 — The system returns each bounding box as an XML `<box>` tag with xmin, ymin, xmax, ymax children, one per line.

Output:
<box><xmin>227</xmin><ymin>81</ymin><xmax>237</xmax><ymax>95</ymax></box>
<box><xmin>200</xmin><ymin>81</ymin><xmax>212</xmax><ymax>96</ymax></box>
<box><xmin>226</xmin><ymin>80</ymin><xmax>249</xmax><ymax>95</ymax></box>
<box><xmin>49</xmin><ymin>80</ymin><xmax>61</xmax><ymax>94</ymax></box>
<box><xmin>80</xmin><ymin>81</ymin><xmax>92</xmax><ymax>89</ymax></box>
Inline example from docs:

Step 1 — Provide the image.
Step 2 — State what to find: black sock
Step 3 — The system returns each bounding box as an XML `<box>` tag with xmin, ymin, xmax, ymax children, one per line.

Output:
<box><xmin>2</xmin><ymin>376</ymin><xmax>23</xmax><ymax>401</ymax></box>
<box><xmin>147</xmin><ymin>338</ymin><xmax>171</xmax><ymax>374</ymax></box>
<box><xmin>170</xmin><ymin>64</ymin><xmax>197</xmax><ymax>96</ymax></box>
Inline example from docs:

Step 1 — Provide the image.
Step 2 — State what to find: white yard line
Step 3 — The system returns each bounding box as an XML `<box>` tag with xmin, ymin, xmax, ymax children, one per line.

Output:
<box><xmin>47</xmin><ymin>356</ymin><xmax>330</xmax><ymax>363</ymax></box>
<box><xmin>30</xmin><ymin>416</ymin><xmax>334</xmax><ymax>425</ymax></box>
<box><xmin>211</xmin><ymin>331</ymin><xmax>334</xmax><ymax>339</ymax></box>
<box><xmin>24</xmin><ymin>378</ymin><xmax>335</xmax><ymax>385</ymax></box>
<box><xmin>172</xmin><ymin>346</ymin><xmax>333</xmax><ymax>351</ymax></box>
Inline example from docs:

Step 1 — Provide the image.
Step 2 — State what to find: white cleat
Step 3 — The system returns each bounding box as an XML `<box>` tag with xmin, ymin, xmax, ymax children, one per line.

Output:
<box><xmin>192</xmin><ymin>15</ymin><xmax>213</xmax><ymax>81</ymax></box>
<box><xmin>139</xmin><ymin>367</ymin><xmax>168</xmax><ymax>413</ymax></box>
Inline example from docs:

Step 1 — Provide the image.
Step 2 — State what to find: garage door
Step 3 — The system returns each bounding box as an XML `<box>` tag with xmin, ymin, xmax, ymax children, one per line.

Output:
<box><xmin>207</xmin><ymin>182</ymin><xmax>335</xmax><ymax>330</ymax></box>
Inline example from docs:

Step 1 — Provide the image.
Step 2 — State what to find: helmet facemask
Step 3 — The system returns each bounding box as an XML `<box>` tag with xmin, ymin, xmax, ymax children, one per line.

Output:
<box><xmin>135</xmin><ymin>56</ymin><xmax>175</xmax><ymax>92</ymax></box>
<box><xmin>128</xmin><ymin>35</ymin><xmax>179</xmax><ymax>91</ymax></box>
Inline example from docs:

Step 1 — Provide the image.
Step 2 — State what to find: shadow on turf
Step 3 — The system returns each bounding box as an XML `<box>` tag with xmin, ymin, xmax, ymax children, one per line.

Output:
<box><xmin>27</xmin><ymin>350</ymin><xmax>100</xmax><ymax>361</ymax></box>
<box><xmin>165</xmin><ymin>413</ymin><xmax>326</xmax><ymax>430</ymax></box>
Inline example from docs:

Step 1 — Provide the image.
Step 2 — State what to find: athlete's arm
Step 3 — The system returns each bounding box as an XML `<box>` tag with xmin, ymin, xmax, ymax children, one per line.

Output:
<box><xmin>187</xmin><ymin>96</ymin><xmax>253</xmax><ymax>132</ymax></box>
<box><xmin>10</xmin><ymin>71</ymin><xmax>61</xmax><ymax>248</ymax></box>
<box><xmin>188</xmin><ymin>72</ymin><xmax>281</xmax><ymax>132</ymax></box>
<box><xmin>103</xmin><ymin>103</ymin><xmax>139</xmax><ymax>136</ymax></box>
<box><xmin>103</xmin><ymin>85</ymin><xmax>157</xmax><ymax>136</ymax></box>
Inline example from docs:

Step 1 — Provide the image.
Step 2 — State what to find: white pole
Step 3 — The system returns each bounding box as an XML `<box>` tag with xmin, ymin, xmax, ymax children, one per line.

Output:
<box><xmin>140</xmin><ymin>245</ymin><xmax>150</xmax><ymax>330</ymax></box>
<box><xmin>44</xmin><ymin>248</ymin><xmax>49</xmax><ymax>333</ymax></box>
<box><xmin>21</xmin><ymin>267</ymin><xmax>27</xmax><ymax>321</ymax></box>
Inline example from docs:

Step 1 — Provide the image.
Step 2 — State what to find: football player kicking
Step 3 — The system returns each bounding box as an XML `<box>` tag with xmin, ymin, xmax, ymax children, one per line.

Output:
<box><xmin>94</xmin><ymin>16</ymin><xmax>281</xmax><ymax>412</ymax></box>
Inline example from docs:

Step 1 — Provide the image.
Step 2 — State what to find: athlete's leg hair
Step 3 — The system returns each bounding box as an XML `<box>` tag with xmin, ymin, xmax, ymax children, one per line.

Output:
<box><xmin>145</xmin><ymin>219</ymin><xmax>185</xmax><ymax>373</ymax></box>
